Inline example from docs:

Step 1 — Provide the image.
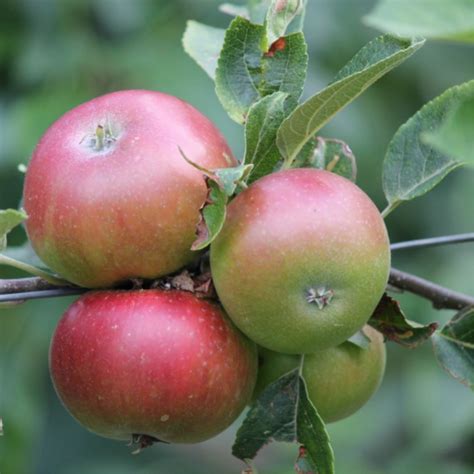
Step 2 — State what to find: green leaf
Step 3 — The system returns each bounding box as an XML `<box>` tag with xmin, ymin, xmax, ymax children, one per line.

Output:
<box><xmin>232</xmin><ymin>368</ymin><xmax>334</xmax><ymax>474</ymax></box>
<box><xmin>0</xmin><ymin>209</ymin><xmax>27</xmax><ymax>252</ymax></box>
<box><xmin>215</xmin><ymin>16</ymin><xmax>307</xmax><ymax>124</ymax></box>
<box><xmin>266</xmin><ymin>0</ymin><xmax>305</xmax><ymax>44</ymax></box>
<box><xmin>192</xmin><ymin>180</ymin><xmax>228</xmax><ymax>251</ymax></box>
<box><xmin>233</xmin><ymin>369</ymin><xmax>300</xmax><ymax>458</ymax></box>
<box><xmin>0</xmin><ymin>209</ymin><xmax>65</xmax><ymax>284</ymax></box>
<box><xmin>215</xmin><ymin>18</ymin><xmax>266</xmax><ymax>123</ymax></box>
<box><xmin>297</xmin><ymin>376</ymin><xmax>335</xmax><ymax>474</ymax></box>
<box><xmin>248</xmin><ymin>0</ymin><xmax>272</xmax><ymax>24</ymax></box>
<box><xmin>424</xmin><ymin>97</ymin><xmax>474</xmax><ymax>164</ymax></box>
<box><xmin>244</xmin><ymin>92</ymin><xmax>290</xmax><ymax>184</ymax></box>
<box><xmin>347</xmin><ymin>329</ymin><xmax>371</xmax><ymax>349</ymax></box>
<box><xmin>285</xmin><ymin>0</ymin><xmax>307</xmax><ymax>35</ymax></box>
<box><xmin>182</xmin><ymin>21</ymin><xmax>226</xmax><ymax>80</ymax></box>
<box><xmin>259</xmin><ymin>33</ymin><xmax>307</xmax><ymax>100</ymax></box>
<box><xmin>382</xmin><ymin>80</ymin><xmax>474</xmax><ymax>215</ymax></box>
<box><xmin>276</xmin><ymin>35</ymin><xmax>424</xmax><ymax>164</ymax></box>
<box><xmin>432</xmin><ymin>306</ymin><xmax>474</xmax><ymax>390</ymax></box>
<box><xmin>219</xmin><ymin>3</ymin><xmax>250</xmax><ymax>19</ymax></box>
<box><xmin>295</xmin><ymin>137</ymin><xmax>357</xmax><ymax>182</ymax></box>
<box><xmin>369</xmin><ymin>294</ymin><xmax>438</xmax><ymax>348</ymax></box>
<box><xmin>214</xmin><ymin>162</ymin><xmax>254</xmax><ymax>196</ymax></box>
<box><xmin>365</xmin><ymin>0</ymin><xmax>474</xmax><ymax>43</ymax></box>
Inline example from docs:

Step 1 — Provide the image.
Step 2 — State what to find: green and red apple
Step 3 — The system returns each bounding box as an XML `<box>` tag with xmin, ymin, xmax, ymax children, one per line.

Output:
<box><xmin>211</xmin><ymin>168</ymin><xmax>390</xmax><ymax>354</ymax></box>
<box><xmin>24</xmin><ymin>90</ymin><xmax>234</xmax><ymax>287</ymax></box>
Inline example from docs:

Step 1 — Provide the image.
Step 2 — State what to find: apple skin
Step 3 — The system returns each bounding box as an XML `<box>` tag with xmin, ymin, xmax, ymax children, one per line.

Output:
<box><xmin>254</xmin><ymin>326</ymin><xmax>386</xmax><ymax>423</ymax></box>
<box><xmin>23</xmin><ymin>90</ymin><xmax>235</xmax><ymax>288</ymax></box>
<box><xmin>49</xmin><ymin>289</ymin><xmax>258</xmax><ymax>443</ymax></box>
<box><xmin>210</xmin><ymin>168</ymin><xmax>390</xmax><ymax>354</ymax></box>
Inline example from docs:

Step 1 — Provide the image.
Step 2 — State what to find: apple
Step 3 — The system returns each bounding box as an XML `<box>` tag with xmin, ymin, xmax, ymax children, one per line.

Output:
<box><xmin>23</xmin><ymin>90</ymin><xmax>234</xmax><ymax>288</ymax></box>
<box><xmin>49</xmin><ymin>289</ymin><xmax>258</xmax><ymax>443</ymax></box>
<box><xmin>254</xmin><ymin>326</ymin><xmax>386</xmax><ymax>423</ymax></box>
<box><xmin>211</xmin><ymin>168</ymin><xmax>390</xmax><ymax>354</ymax></box>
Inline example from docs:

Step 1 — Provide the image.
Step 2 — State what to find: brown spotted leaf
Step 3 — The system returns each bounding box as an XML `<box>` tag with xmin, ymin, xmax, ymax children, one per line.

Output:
<box><xmin>170</xmin><ymin>270</ymin><xmax>195</xmax><ymax>292</ymax></box>
<box><xmin>215</xmin><ymin>16</ymin><xmax>307</xmax><ymax>123</ymax></box>
<box><xmin>193</xmin><ymin>271</ymin><xmax>216</xmax><ymax>299</ymax></box>
<box><xmin>369</xmin><ymin>294</ymin><xmax>438</xmax><ymax>348</ymax></box>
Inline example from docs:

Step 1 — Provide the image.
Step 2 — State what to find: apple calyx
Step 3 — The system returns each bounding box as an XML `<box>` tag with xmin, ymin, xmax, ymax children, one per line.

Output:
<box><xmin>130</xmin><ymin>433</ymin><xmax>164</xmax><ymax>454</ymax></box>
<box><xmin>306</xmin><ymin>286</ymin><xmax>334</xmax><ymax>309</ymax></box>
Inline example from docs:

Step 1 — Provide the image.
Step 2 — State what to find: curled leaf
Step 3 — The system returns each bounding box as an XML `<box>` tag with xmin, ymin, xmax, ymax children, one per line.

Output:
<box><xmin>369</xmin><ymin>294</ymin><xmax>438</xmax><ymax>348</ymax></box>
<box><xmin>266</xmin><ymin>0</ymin><xmax>305</xmax><ymax>44</ymax></box>
<box><xmin>0</xmin><ymin>209</ymin><xmax>27</xmax><ymax>252</ymax></box>
<box><xmin>180</xmin><ymin>148</ymin><xmax>254</xmax><ymax>249</ymax></box>
<box><xmin>192</xmin><ymin>179</ymin><xmax>228</xmax><ymax>251</ymax></box>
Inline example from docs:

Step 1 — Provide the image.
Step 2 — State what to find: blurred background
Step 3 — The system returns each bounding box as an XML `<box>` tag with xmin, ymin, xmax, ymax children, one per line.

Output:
<box><xmin>0</xmin><ymin>0</ymin><xmax>473</xmax><ymax>473</ymax></box>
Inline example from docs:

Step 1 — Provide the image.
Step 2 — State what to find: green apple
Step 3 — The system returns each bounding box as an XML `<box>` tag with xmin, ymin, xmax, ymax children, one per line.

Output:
<box><xmin>255</xmin><ymin>326</ymin><xmax>386</xmax><ymax>423</ymax></box>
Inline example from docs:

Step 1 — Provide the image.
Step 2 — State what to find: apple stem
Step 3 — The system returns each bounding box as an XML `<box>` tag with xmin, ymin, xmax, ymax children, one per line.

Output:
<box><xmin>381</xmin><ymin>201</ymin><xmax>400</xmax><ymax>219</ymax></box>
<box><xmin>298</xmin><ymin>354</ymin><xmax>305</xmax><ymax>377</ymax></box>
<box><xmin>0</xmin><ymin>254</ymin><xmax>70</xmax><ymax>286</ymax></box>
<box><xmin>95</xmin><ymin>125</ymin><xmax>105</xmax><ymax>151</ymax></box>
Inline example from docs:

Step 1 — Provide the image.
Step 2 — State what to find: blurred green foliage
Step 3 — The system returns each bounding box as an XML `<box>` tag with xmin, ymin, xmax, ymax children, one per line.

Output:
<box><xmin>0</xmin><ymin>0</ymin><xmax>473</xmax><ymax>473</ymax></box>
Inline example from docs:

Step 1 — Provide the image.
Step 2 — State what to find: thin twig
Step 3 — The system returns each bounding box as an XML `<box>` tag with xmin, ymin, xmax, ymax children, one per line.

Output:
<box><xmin>0</xmin><ymin>277</ymin><xmax>85</xmax><ymax>303</ymax></box>
<box><xmin>1</xmin><ymin>233</ymin><xmax>474</xmax><ymax>308</ymax></box>
<box><xmin>0</xmin><ymin>277</ymin><xmax>63</xmax><ymax>294</ymax></box>
<box><xmin>391</xmin><ymin>233</ymin><xmax>474</xmax><ymax>251</ymax></box>
<box><xmin>0</xmin><ymin>268</ymin><xmax>472</xmax><ymax>310</ymax></box>
<box><xmin>0</xmin><ymin>288</ymin><xmax>87</xmax><ymax>303</ymax></box>
<box><xmin>389</xmin><ymin>268</ymin><xmax>474</xmax><ymax>310</ymax></box>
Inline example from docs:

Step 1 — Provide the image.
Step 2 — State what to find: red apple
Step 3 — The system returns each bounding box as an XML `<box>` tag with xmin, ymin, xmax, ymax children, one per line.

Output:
<box><xmin>211</xmin><ymin>168</ymin><xmax>390</xmax><ymax>354</ymax></box>
<box><xmin>23</xmin><ymin>90</ymin><xmax>234</xmax><ymax>288</ymax></box>
<box><xmin>49</xmin><ymin>289</ymin><xmax>258</xmax><ymax>444</ymax></box>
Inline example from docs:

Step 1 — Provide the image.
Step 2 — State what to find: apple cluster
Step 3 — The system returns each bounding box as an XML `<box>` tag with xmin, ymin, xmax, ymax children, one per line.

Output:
<box><xmin>23</xmin><ymin>90</ymin><xmax>390</xmax><ymax>445</ymax></box>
